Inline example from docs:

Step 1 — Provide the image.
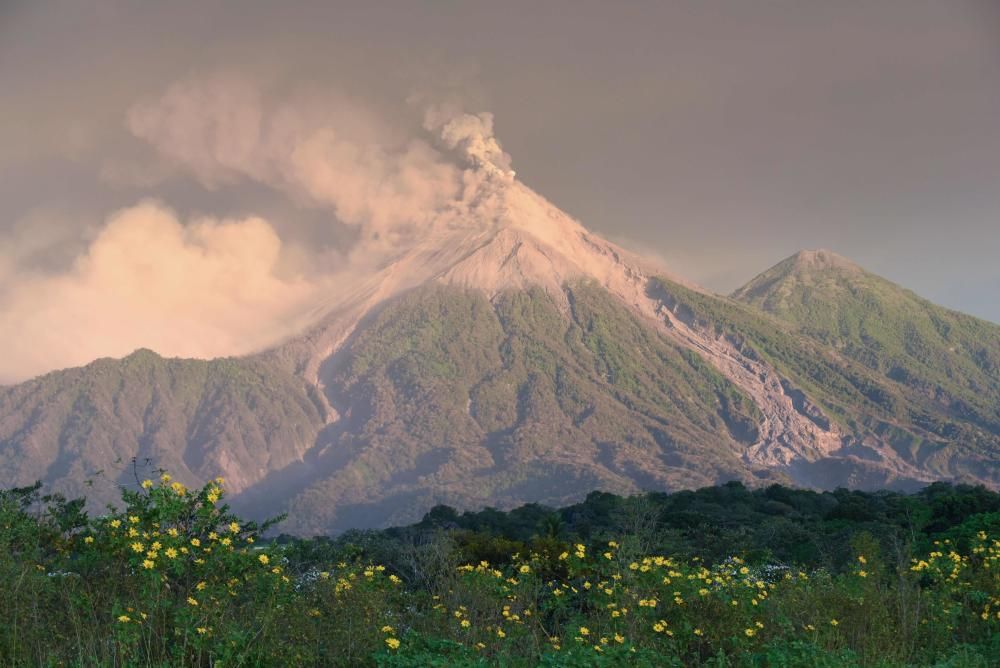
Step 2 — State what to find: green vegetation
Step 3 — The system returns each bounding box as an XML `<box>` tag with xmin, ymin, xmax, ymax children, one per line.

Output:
<box><xmin>652</xmin><ymin>274</ymin><xmax>1000</xmax><ymax>488</ymax></box>
<box><xmin>732</xmin><ymin>250</ymin><xmax>1000</xmax><ymax>433</ymax></box>
<box><xmin>278</xmin><ymin>283</ymin><xmax>768</xmax><ymax>533</ymax></box>
<box><xmin>2</xmin><ymin>266</ymin><xmax>998</xmax><ymax>537</ymax></box>
<box><xmin>3</xmin><ymin>476</ymin><xmax>998</xmax><ymax>666</ymax></box>
<box><xmin>0</xmin><ymin>349</ymin><xmax>326</xmax><ymax>512</ymax></box>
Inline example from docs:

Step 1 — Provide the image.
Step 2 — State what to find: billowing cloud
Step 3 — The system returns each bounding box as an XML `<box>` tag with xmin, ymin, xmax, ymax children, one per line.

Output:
<box><xmin>0</xmin><ymin>201</ymin><xmax>321</xmax><ymax>383</ymax></box>
<box><xmin>0</xmin><ymin>74</ymin><xmax>526</xmax><ymax>382</ymax></box>
<box><xmin>125</xmin><ymin>76</ymin><xmax>487</xmax><ymax>239</ymax></box>
<box><xmin>424</xmin><ymin>107</ymin><xmax>514</xmax><ymax>181</ymax></box>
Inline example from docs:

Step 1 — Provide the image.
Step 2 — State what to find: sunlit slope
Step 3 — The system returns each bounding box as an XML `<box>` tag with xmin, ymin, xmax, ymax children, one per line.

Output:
<box><xmin>733</xmin><ymin>250</ymin><xmax>1000</xmax><ymax>435</ymax></box>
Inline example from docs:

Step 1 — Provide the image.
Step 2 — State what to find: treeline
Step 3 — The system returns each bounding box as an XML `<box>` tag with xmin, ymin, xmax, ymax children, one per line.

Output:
<box><xmin>279</xmin><ymin>481</ymin><xmax>1000</xmax><ymax>578</ymax></box>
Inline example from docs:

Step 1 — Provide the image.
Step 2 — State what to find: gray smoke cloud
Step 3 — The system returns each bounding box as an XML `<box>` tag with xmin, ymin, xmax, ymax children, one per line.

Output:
<box><xmin>424</xmin><ymin>107</ymin><xmax>515</xmax><ymax>181</ymax></box>
<box><xmin>0</xmin><ymin>73</ymin><xmax>519</xmax><ymax>383</ymax></box>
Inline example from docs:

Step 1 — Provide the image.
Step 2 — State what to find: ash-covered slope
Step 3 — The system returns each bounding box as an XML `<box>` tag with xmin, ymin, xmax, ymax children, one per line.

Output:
<box><xmin>265</xmin><ymin>180</ymin><xmax>681</xmax><ymax>387</ymax></box>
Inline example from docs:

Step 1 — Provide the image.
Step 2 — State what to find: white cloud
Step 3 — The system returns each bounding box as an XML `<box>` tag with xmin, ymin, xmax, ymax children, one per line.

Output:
<box><xmin>0</xmin><ymin>201</ymin><xmax>320</xmax><ymax>383</ymax></box>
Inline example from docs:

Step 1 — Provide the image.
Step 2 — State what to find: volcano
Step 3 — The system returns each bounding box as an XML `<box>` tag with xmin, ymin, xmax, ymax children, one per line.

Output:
<box><xmin>1</xmin><ymin>163</ymin><xmax>998</xmax><ymax>534</ymax></box>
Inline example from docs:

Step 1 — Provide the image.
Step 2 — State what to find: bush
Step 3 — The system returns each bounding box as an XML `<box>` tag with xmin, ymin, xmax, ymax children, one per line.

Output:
<box><xmin>1</xmin><ymin>479</ymin><xmax>998</xmax><ymax>666</ymax></box>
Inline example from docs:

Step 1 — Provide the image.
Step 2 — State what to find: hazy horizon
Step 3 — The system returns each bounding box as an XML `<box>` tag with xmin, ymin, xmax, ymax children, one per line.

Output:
<box><xmin>2</xmin><ymin>0</ymin><xmax>999</xmax><ymax>382</ymax></box>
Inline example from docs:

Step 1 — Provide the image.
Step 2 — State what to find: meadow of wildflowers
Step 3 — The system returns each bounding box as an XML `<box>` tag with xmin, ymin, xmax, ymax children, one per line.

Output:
<box><xmin>1</xmin><ymin>476</ymin><xmax>998</xmax><ymax>666</ymax></box>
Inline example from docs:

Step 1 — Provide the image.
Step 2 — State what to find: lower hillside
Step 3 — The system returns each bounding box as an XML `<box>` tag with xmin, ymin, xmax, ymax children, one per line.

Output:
<box><xmin>266</xmin><ymin>283</ymin><xmax>769</xmax><ymax>534</ymax></box>
<box><xmin>3</xmin><ymin>475</ymin><xmax>998</xmax><ymax>666</ymax></box>
<box><xmin>1</xmin><ymin>279</ymin><xmax>997</xmax><ymax>536</ymax></box>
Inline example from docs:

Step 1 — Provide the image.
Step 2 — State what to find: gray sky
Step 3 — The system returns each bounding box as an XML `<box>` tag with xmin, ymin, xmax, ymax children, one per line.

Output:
<box><xmin>2</xmin><ymin>0</ymin><xmax>999</xmax><ymax>380</ymax></box>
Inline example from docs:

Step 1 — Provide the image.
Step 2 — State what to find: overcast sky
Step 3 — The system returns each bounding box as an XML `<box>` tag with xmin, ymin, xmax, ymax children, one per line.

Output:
<box><xmin>1</xmin><ymin>0</ymin><xmax>999</xmax><ymax>380</ymax></box>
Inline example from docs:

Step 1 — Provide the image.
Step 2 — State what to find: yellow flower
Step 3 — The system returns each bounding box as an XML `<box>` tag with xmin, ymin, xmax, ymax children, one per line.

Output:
<box><xmin>165</xmin><ymin>547</ymin><xmax>178</xmax><ymax>559</ymax></box>
<box><xmin>83</xmin><ymin>536</ymin><xmax>94</xmax><ymax>544</ymax></box>
<box><xmin>190</xmin><ymin>538</ymin><xmax>201</xmax><ymax>547</ymax></box>
<box><xmin>497</xmin><ymin>629</ymin><xmax>506</xmax><ymax>638</ymax></box>
<box><xmin>187</xmin><ymin>597</ymin><xmax>198</xmax><ymax>606</ymax></box>
<box><xmin>258</xmin><ymin>554</ymin><xmax>269</xmax><ymax>565</ymax></box>
<box><xmin>196</xmin><ymin>581</ymin><xmax>207</xmax><ymax>591</ymax></box>
<box><xmin>207</xmin><ymin>492</ymin><xmax>220</xmax><ymax>504</ymax></box>
<box><xmin>128</xmin><ymin>528</ymin><xmax>139</xmax><ymax>538</ymax></box>
<box><xmin>196</xmin><ymin>627</ymin><xmax>208</xmax><ymax>635</ymax></box>
<box><xmin>830</xmin><ymin>619</ymin><xmax>839</xmax><ymax>626</ymax></box>
<box><xmin>694</xmin><ymin>628</ymin><xmax>703</xmax><ymax>636</ymax></box>
<box><xmin>130</xmin><ymin>542</ymin><xmax>145</xmax><ymax>553</ymax></box>
<box><xmin>858</xmin><ymin>570</ymin><xmax>868</xmax><ymax>578</ymax></box>
<box><xmin>744</xmin><ymin>628</ymin><xmax>755</xmax><ymax>637</ymax></box>
<box><xmin>150</xmin><ymin>541</ymin><xmax>161</xmax><ymax>551</ymax></box>
<box><xmin>229</xmin><ymin>522</ymin><xmax>240</xmax><ymax>533</ymax></box>
<box><xmin>117</xmin><ymin>615</ymin><xmax>131</xmax><ymax>623</ymax></box>
<box><xmin>614</xmin><ymin>634</ymin><xmax>624</xmax><ymax>643</ymax></box>
<box><xmin>381</xmin><ymin>625</ymin><xmax>394</xmax><ymax>634</ymax></box>
<box><xmin>110</xmin><ymin>519</ymin><xmax>121</xmax><ymax>529</ymax></box>
<box><xmin>141</xmin><ymin>479</ymin><xmax>153</xmax><ymax>489</ymax></box>
<box><xmin>858</xmin><ymin>555</ymin><xmax>867</xmax><ymax>564</ymax></box>
<box><xmin>220</xmin><ymin>537</ymin><xmax>232</xmax><ymax>546</ymax></box>
<box><xmin>128</xmin><ymin>515</ymin><xmax>140</xmax><ymax>524</ymax></box>
<box><xmin>385</xmin><ymin>637</ymin><xmax>400</xmax><ymax>650</ymax></box>
<box><xmin>579</xmin><ymin>627</ymin><xmax>590</xmax><ymax>636</ymax></box>
<box><xmin>461</xmin><ymin>619</ymin><xmax>471</xmax><ymax>628</ymax></box>
<box><xmin>142</xmin><ymin>559</ymin><xmax>155</xmax><ymax>569</ymax></box>
<box><xmin>558</xmin><ymin>551</ymin><xmax>569</xmax><ymax>560</ymax></box>
<box><xmin>160</xmin><ymin>473</ymin><xmax>171</xmax><ymax>482</ymax></box>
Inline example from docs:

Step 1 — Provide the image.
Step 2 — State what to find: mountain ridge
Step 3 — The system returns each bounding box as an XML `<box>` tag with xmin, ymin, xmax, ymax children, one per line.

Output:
<box><xmin>1</xmin><ymin>200</ymin><xmax>998</xmax><ymax>533</ymax></box>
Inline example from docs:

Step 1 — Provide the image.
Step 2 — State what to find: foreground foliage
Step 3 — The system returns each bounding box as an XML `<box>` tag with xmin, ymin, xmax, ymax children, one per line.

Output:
<box><xmin>2</xmin><ymin>477</ymin><xmax>998</xmax><ymax>666</ymax></box>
